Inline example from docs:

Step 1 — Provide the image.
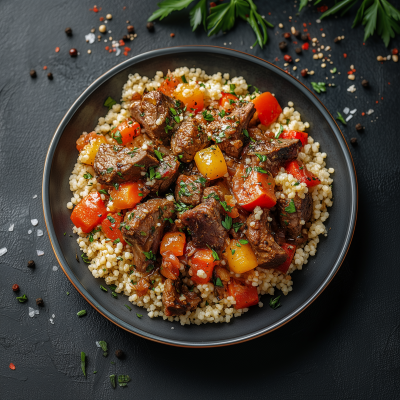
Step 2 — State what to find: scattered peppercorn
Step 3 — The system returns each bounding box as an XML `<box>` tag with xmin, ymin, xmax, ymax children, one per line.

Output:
<box><xmin>122</xmin><ymin>35</ymin><xmax>129</xmax><ymax>41</ymax></box>
<box><xmin>355</xmin><ymin>123</ymin><xmax>363</xmax><ymax>131</ymax></box>
<box><xmin>65</xmin><ymin>27</ymin><xmax>72</xmax><ymax>36</ymax></box>
<box><xmin>295</xmin><ymin>47</ymin><xmax>302</xmax><ymax>54</ymax></box>
<box><xmin>99</xmin><ymin>24</ymin><xmax>106</xmax><ymax>33</ymax></box>
<box><xmin>283</xmin><ymin>54</ymin><xmax>292</xmax><ymax>63</ymax></box>
<box><xmin>127</xmin><ymin>25</ymin><xmax>135</xmax><ymax>34</ymax></box>
<box><xmin>283</xmin><ymin>32</ymin><xmax>291</xmax><ymax>39</ymax></box>
<box><xmin>47</xmin><ymin>73</ymin><xmax>53</xmax><ymax>80</ymax></box>
<box><xmin>30</xmin><ymin>70</ymin><xmax>37</xmax><ymax>78</ymax></box>
<box><xmin>333</xmin><ymin>37</ymin><xmax>340</xmax><ymax>43</ymax></box>
<box><xmin>293</xmin><ymin>29</ymin><xmax>300</xmax><ymax>38</ymax></box>
<box><xmin>361</xmin><ymin>79</ymin><xmax>369</xmax><ymax>88</ymax></box>
<box><xmin>12</xmin><ymin>284</ymin><xmax>20</xmax><ymax>292</ymax></box>
<box><xmin>69</xmin><ymin>48</ymin><xmax>78</xmax><ymax>57</ymax></box>
<box><xmin>106</xmin><ymin>14</ymin><xmax>112</xmax><ymax>20</ymax></box>
<box><xmin>392</xmin><ymin>48</ymin><xmax>398</xmax><ymax>55</ymax></box>
<box><xmin>170</xmin><ymin>33</ymin><xmax>175</xmax><ymax>38</ymax></box>
<box><xmin>36</xmin><ymin>298</ymin><xmax>44</xmax><ymax>307</ymax></box>
<box><xmin>350</xmin><ymin>137</ymin><xmax>357</xmax><ymax>145</ymax></box>
<box><xmin>146</xmin><ymin>22</ymin><xmax>155</xmax><ymax>32</ymax></box>
<box><xmin>301</xmin><ymin>33</ymin><xmax>308</xmax><ymax>41</ymax></box>
<box><xmin>115</xmin><ymin>349</ymin><xmax>125</xmax><ymax>359</ymax></box>
<box><xmin>27</xmin><ymin>260</ymin><xmax>35</xmax><ymax>268</ymax></box>
<box><xmin>301</xmin><ymin>69</ymin><xmax>308</xmax><ymax>77</ymax></box>
<box><xmin>279</xmin><ymin>41</ymin><xmax>287</xmax><ymax>51</ymax></box>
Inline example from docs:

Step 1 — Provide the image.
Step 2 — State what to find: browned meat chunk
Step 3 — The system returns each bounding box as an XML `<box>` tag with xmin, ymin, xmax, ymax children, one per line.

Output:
<box><xmin>205</xmin><ymin>101</ymin><xmax>255</xmax><ymax>158</ymax></box>
<box><xmin>94</xmin><ymin>144</ymin><xmax>159</xmax><ymax>186</ymax></box>
<box><xmin>129</xmin><ymin>91</ymin><xmax>178</xmax><ymax>143</ymax></box>
<box><xmin>248</xmin><ymin>127</ymin><xmax>274</xmax><ymax>141</ymax></box>
<box><xmin>202</xmin><ymin>186</ymin><xmax>225</xmax><ymax>213</ymax></box>
<box><xmin>171</xmin><ymin>114</ymin><xmax>209</xmax><ymax>162</ymax></box>
<box><xmin>148</xmin><ymin>155</ymin><xmax>180</xmax><ymax>194</ymax></box>
<box><xmin>162</xmin><ymin>278</ymin><xmax>201</xmax><ymax>316</ymax></box>
<box><xmin>121</xmin><ymin>198</ymin><xmax>175</xmax><ymax>272</ymax></box>
<box><xmin>181</xmin><ymin>198</ymin><xmax>227</xmax><ymax>250</ymax></box>
<box><xmin>277</xmin><ymin>192</ymin><xmax>312</xmax><ymax>244</ymax></box>
<box><xmin>243</xmin><ymin>138</ymin><xmax>301</xmax><ymax>175</ymax></box>
<box><xmin>245</xmin><ymin>209</ymin><xmax>287</xmax><ymax>269</ymax></box>
<box><xmin>174</xmin><ymin>174</ymin><xmax>206</xmax><ymax>206</ymax></box>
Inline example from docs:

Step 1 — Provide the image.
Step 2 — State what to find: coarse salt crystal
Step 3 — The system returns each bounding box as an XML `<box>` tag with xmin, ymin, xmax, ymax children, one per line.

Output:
<box><xmin>52</xmin><ymin>314</ymin><xmax>55</xmax><ymax>318</ymax></box>
<box><xmin>366</xmin><ymin>109</ymin><xmax>374</xmax><ymax>115</ymax></box>
<box><xmin>31</xmin><ymin>219</ymin><xmax>38</xmax><ymax>226</ymax></box>
<box><xmin>37</xmin><ymin>229</ymin><xmax>43</xmax><ymax>237</ymax></box>
<box><xmin>8</xmin><ymin>224</ymin><xmax>14</xmax><ymax>232</ymax></box>
<box><xmin>343</xmin><ymin>107</ymin><xmax>350</xmax><ymax>115</ymax></box>
<box><xmin>0</xmin><ymin>247</ymin><xmax>7</xmax><ymax>256</ymax></box>
<box><xmin>85</xmin><ymin>33</ymin><xmax>96</xmax><ymax>44</ymax></box>
<box><xmin>347</xmin><ymin>85</ymin><xmax>356</xmax><ymax>93</ymax></box>
<box><xmin>37</xmin><ymin>250</ymin><xmax>44</xmax><ymax>256</ymax></box>
<box><xmin>28</xmin><ymin>230</ymin><xmax>32</xmax><ymax>234</ymax></box>
<box><xmin>316</xmin><ymin>19</ymin><xmax>321</xmax><ymax>23</ymax></box>
<box><xmin>350</xmin><ymin>109</ymin><xmax>357</xmax><ymax>114</ymax></box>
<box><xmin>33</xmin><ymin>195</ymin><xmax>37</xmax><ymax>199</ymax></box>
<box><xmin>345</xmin><ymin>114</ymin><xmax>353</xmax><ymax>122</ymax></box>
<box><xmin>171</xmin><ymin>327</ymin><xmax>174</xmax><ymax>329</ymax></box>
<box><xmin>96</xmin><ymin>341</ymin><xmax>101</xmax><ymax>347</ymax></box>
<box><xmin>49</xmin><ymin>318</ymin><xmax>54</xmax><ymax>324</ymax></box>
<box><xmin>115</xmin><ymin>47</ymin><xmax>121</xmax><ymax>56</ymax></box>
<box><xmin>29</xmin><ymin>307</ymin><xmax>39</xmax><ymax>318</ymax></box>
<box><xmin>52</xmin><ymin>266</ymin><xmax>58</xmax><ymax>271</ymax></box>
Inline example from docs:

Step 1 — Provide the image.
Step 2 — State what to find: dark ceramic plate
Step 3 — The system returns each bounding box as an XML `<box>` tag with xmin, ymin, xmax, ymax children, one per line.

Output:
<box><xmin>42</xmin><ymin>46</ymin><xmax>357</xmax><ymax>347</ymax></box>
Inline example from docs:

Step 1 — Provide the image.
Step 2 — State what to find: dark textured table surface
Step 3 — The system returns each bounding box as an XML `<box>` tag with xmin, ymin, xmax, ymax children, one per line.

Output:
<box><xmin>1</xmin><ymin>0</ymin><xmax>399</xmax><ymax>399</ymax></box>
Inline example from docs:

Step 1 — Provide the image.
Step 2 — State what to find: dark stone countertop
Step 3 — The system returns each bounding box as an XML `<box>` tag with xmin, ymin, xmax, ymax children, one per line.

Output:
<box><xmin>1</xmin><ymin>0</ymin><xmax>399</xmax><ymax>399</ymax></box>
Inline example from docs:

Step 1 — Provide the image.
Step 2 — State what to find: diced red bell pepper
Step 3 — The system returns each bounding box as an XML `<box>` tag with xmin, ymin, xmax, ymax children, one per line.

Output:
<box><xmin>160</xmin><ymin>251</ymin><xmax>180</xmax><ymax>280</ymax></box>
<box><xmin>158</xmin><ymin>74</ymin><xmax>181</xmax><ymax>97</ymax></box>
<box><xmin>101</xmin><ymin>213</ymin><xmax>126</xmax><ymax>245</ymax></box>
<box><xmin>280</xmin><ymin>130</ymin><xmax>308</xmax><ymax>146</ymax></box>
<box><xmin>109</xmin><ymin>181</ymin><xmax>147</xmax><ymax>210</ymax></box>
<box><xmin>232</xmin><ymin>164</ymin><xmax>276</xmax><ymax>211</ymax></box>
<box><xmin>228</xmin><ymin>278</ymin><xmax>259</xmax><ymax>309</ymax></box>
<box><xmin>286</xmin><ymin>160</ymin><xmax>321</xmax><ymax>187</ymax></box>
<box><xmin>189</xmin><ymin>249</ymin><xmax>216</xmax><ymax>284</ymax></box>
<box><xmin>252</xmin><ymin>92</ymin><xmax>282</xmax><ymax>126</ymax></box>
<box><xmin>110</xmin><ymin>118</ymin><xmax>140</xmax><ymax>145</ymax></box>
<box><xmin>275</xmin><ymin>243</ymin><xmax>296</xmax><ymax>274</ymax></box>
<box><xmin>70</xmin><ymin>192</ymin><xmax>107</xmax><ymax>233</ymax></box>
<box><xmin>219</xmin><ymin>92</ymin><xmax>239</xmax><ymax>109</ymax></box>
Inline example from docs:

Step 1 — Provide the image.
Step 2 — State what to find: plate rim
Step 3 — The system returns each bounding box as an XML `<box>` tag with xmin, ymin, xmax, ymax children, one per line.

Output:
<box><xmin>42</xmin><ymin>45</ymin><xmax>358</xmax><ymax>347</ymax></box>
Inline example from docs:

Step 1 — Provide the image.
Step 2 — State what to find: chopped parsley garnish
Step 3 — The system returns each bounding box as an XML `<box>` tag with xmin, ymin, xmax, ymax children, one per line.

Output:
<box><xmin>118</xmin><ymin>375</ymin><xmax>131</xmax><ymax>387</ymax></box>
<box><xmin>98</xmin><ymin>340</ymin><xmax>108</xmax><ymax>357</ymax></box>
<box><xmin>229</xmin><ymin>83</ymin><xmax>236</xmax><ymax>94</ymax></box>
<box><xmin>110</xmin><ymin>374</ymin><xmax>116</xmax><ymax>389</ymax></box>
<box><xmin>292</xmin><ymin>181</ymin><xmax>300</xmax><ymax>186</ymax></box>
<box><xmin>336</xmin><ymin>111</ymin><xmax>347</xmax><ymax>125</ymax></box>
<box><xmin>256</xmin><ymin>153</ymin><xmax>267</xmax><ymax>162</ymax></box>
<box><xmin>107</xmin><ymin>215</ymin><xmax>116</xmax><ymax>224</ymax></box>
<box><xmin>104</xmin><ymin>96</ymin><xmax>116</xmax><ymax>109</ymax></box>
<box><xmin>134</xmin><ymin>164</ymin><xmax>145</xmax><ymax>168</ymax></box>
<box><xmin>113</xmin><ymin>183</ymin><xmax>119</xmax><ymax>191</ymax></box>
<box><xmin>77</xmin><ymin>310</ymin><xmax>87</xmax><ymax>317</ymax></box>
<box><xmin>81</xmin><ymin>254</ymin><xmax>91</xmax><ymax>264</ymax></box>
<box><xmin>136</xmin><ymin>313</ymin><xmax>143</xmax><ymax>318</ymax></box>
<box><xmin>220</xmin><ymin>201</ymin><xmax>233</xmax><ymax>213</ymax></box>
<box><xmin>207</xmin><ymin>246</ymin><xmax>220</xmax><ymax>261</ymax></box>
<box><xmin>16</xmin><ymin>294</ymin><xmax>28</xmax><ymax>303</ymax></box>
<box><xmin>221</xmin><ymin>215</ymin><xmax>232</xmax><ymax>230</ymax></box>
<box><xmin>214</xmin><ymin>277</ymin><xmax>224</xmax><ymax>287</ymax></box>
<box><xmin>143</xmin><ymin>250</ymin><xmax>156</xmax><ymax>260</ymax></box>
<box><xmin>111</xmin><ymin>130</ymin><xmax>122</xmax><ymax>144</ymax></box>
<box><xmin>202</xmin><ymin>110</ymin><xmax>214</xmax><ymax>122</ymax></box>
<box><xmin>275</xmin><ymin>124</ymin><xmax>284</xmax><ymax>138</ymax></box>
<box><xmin>100</xmin><ymin>285</ymin><xmax>108</xmax><ymax>292</ymax></box>
<box><xmin>199</xmin><ymin>83</ymin><xmax>206</xmax><ymax>88</ymax></box>
<box><xmin>243</xmin><ymin>129</ymin><xmax>249</xmax><ymax>139</ymax></box>
<box><xmin>89</xmin><ymin>227</ymin><xmax>101</xmax><ymax>242</ymax></box>
<box><xmin>231</xmin><ymin>249</ymin><xmax>236</xmax><ymax>255</ymax></box>
<box><xmin>165</xmin><ymin>217</ymin><xmax>174</xmax><ymax>224</ymax></box>
<box><xmin>83</xmin><ymin>173</ymin><xmax>93</xmax><ymax>180</ymax></box>
<box><xmin>174</xmin><ymin>201</ymin><xmax>193</xmax><ymax>213</ymax></box>
<box><xmin>284</xmin><ymin>199</ymin><xmax>296</xmax><ymax>214</ymax></box>
<box><xmin>81</xmin><ymin>352</ymin><xmax>86</xmax><ymax>377</ymax></box>
<box><xmin>195</xmin><ymin>176</ymin><xmax>207</xmax><ymax>186</ymax></box>
<box><xmin>124</xmin><ymin>304</ymin><xmax>132</xmax><ymax>311</ymax></box>
<box><xmin>99</xmin><ymin>189</ymin><xmax>108</xmax><ymax>195</ymax></box>
<box><xmin>219</xmin><ymin>109</ymin><xmax>226</xmax><ymax>118</ymax></box>
<box><xmin>113</xmin><ymin>238</ymin><xmax>120</xmax><ymax>244</ymax></box>
<box><xmin>106</xmin><ymin>167</ymin><xmax>114</xmax><ymax>173</ymax></box>
<box><xmin>311</xmin><ymin>82</ymin><xmax>327</xmax><ymax>94</ymax></box>
<box><xmin>253</xmin><ymin>166</ymin><xmax>269</xmax><ymax>174</ymax></box>
<box><xmin>233</xmin><ymin>222</ymin><xmax>243</xmax><ymax>233</ymax></box>
<box><xmin>154</xmin><ymin>149</ymin><xmax>164</xmax><ymax>161</ymax></box>
<box><xmin>169</xmin><ymin>107</ymin><xmax>177</xmax><ymax>116</ymax></box>
<box><xmin>239</xmin><ymin>239</ymin><xmax>249</xmax><ymax>245</ymax></box>
<box><xmin>269</xmin><ymin>295</ymin><xmax>281</xmax><ymax>310</ymax></box>
<box><xmin>181</xmin><ymin>75</ymin><xmax>188</xmax><ymax>83</ymax></box>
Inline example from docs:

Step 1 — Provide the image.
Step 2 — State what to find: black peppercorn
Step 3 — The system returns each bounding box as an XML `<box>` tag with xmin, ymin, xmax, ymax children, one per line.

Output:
<box><xmin>115</xmin><ymin>349</ymin><xmax>125</xmax><ymax>359</ymax></box>
<box><xmin>69</xmin><ymin>48</ymin><xmax>78</xmax><ymax>57</ymax></box>
<box><xmin>65</xmin><ymin>27</ymin><xmax>73</xmax><ymax>36</ymax></box>
<box><xmin>279</xmin><ymin>41</ymin><xmax>287</xmax><ymax>51</ymax></box>
<box><xmin>361</xmin><ymin>79</ymin><xmax>369</xmax><ymax>88</ymax></box>
<box><xmin>350</xmin><ymin>137</ymin><xmax>357</xmax><ymax>145</ymax></box>
<box><xmin>12</xmin><ymin>284</ymin><xmax>20</xmax><ymax>292</ymax></box>
<box><xmin>333</xmin><ymin>37</ymin><xmax>340</xmax><ymax>43</ymax></box>
<box><xmin>301</xmin><ymin>33</ymin><xmax>308</xmax><ymax>41</ymax></box>
<box><xmin>295</xmin><ymin>47</ymin><xmax>302</xmax><ymax>54</ymax></box>
<box><xmin>47</xmin><ymin>73</ymin><xmax>53</xmax><ymax>80</ymax></box>
<box><xmin>355</xmin><ymin>123</ymin><xmax>363</xmax><ymax>131</ymax></box>
<box><xmin>127</xmin><ymin>25</ymin><xmax>135</xmax><ymax>34</ymax></box>
<box><xmin>27</xmin><ymin>260</ymin><xmax>35</xmax><ymax>268</ymax></box>
<box><xmin>122</xmin><ymin>35</ymin><xmax>129</xmax><ymax>41</ymax></box>
<box><xmin>36</xmin><ymin>298</ymin><xmax>44</xmax><ymax>307</ymax></box>
<box><xmin>146</xmin><ymin>22</ymin><xmax>155</xmax><ymax>32</ymax></box>
<box><xmin>283</xmin><ymin>32</ymin><xmax>291</xmax><ymax>39</ymax></box>
<box><xmin>30</xmin><ymin>70</ymin><xmax>37</xmax><ymax>78</ymax></box>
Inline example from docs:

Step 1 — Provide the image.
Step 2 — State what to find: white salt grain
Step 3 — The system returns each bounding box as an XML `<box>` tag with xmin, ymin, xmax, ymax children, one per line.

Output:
<box><xmin>0</xmin><ymin>248</ymin><xmax>7</xmax><ymax>256</ymax></box>
<box><xmin>347</xmin><ymin>85</ymin><xmax>356</xmax><ymax>93</ymax></box>
<box><xmin>37</xmin><ymin>229</ymin><xmax>43</xmax><ymax>237</ymax></box>
<box><xmin>85</xmin><ymin>33</ymin><xmax>96</xmax><ymax>44</ymax></box>
<box><xmin>96</xmin><ymin>341</ymin><xmax>101</xmax><ymax>347</ymax></box>
<box><xmin>350</xmin><ymin>109</ymin><xmax>357</xmax><ymax>114</ymax></box>
<box><xmin>52</xmin><ymin>266</ymin><xmax>58</xmax><ymax>271</ymax></box>
<box><xmin>37</xmin><ymin>250</ymin><xmax>44</xmax><ymax>256</ymax></box>
<box><xmin>49</xmin><ymin>318</ymin><xmax>54</xmax><ymax>324</ymax></box>
<box><xmin>52</xmin><ymin>314</ymin><xmax>55</xmax><ymax>318</ymax></box>
<box><xmin>29</xmin><ymin>307</ymin><xmax>35</xmax><ymax>318</ymax></box>
<box><xmin>28</xmin><ymin>230</ymin><xmax>32</xmax><ymax>234</ymax></box>
<box><xmin>346</xmin><ymin>114</ymin><xmax>353</xmax><ymax>122</ymax></box>
<box><xmin>8</xmin><ymin>224</ymin><xmax>14</xmax><ymax>232</ymax></box>
<box><xmin>31</xmin><ymin>219</ymin><xmax>38</xmax><ymax>226</ymax></box>
<box><xmin>171</xmin><ymin>327</ymin><xmax>174</xmax><ymax>329</ymax></box>
<box><xmin>115</xmin><ymin>47</ymin><xmax>121</xmax><ymax>56</ymax></box>
<box><xmin>33</xmin><ymin>195</ymin><xmax>37</xmax><ymax>199</ymax></box>
<box><xmin>343</xmin><ymin>107</ymin><xmax>350</xmax><ymax>114</ymax></box>
<box><xmin>366</xmin><ymin>109</ymin><xmax>374</xmax><ymax>115</ymax></box>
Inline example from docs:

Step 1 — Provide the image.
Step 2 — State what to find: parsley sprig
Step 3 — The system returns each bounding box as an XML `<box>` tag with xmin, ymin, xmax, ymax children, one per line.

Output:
<box><xmin>149</xmin><ymin>0</ymin><xmax>273</xmax><ymax>48</ymax></box>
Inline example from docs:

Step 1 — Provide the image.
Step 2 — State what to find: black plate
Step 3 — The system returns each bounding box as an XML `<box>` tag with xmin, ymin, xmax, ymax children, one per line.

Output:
<box><xmin>42</xmin><ymin>46</ymin><xmax>357</xmax><ymax>347</ymax></box>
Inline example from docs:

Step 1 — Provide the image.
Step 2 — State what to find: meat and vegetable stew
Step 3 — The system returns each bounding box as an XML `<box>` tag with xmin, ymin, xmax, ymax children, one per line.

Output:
<box><xmin>68</xmin><ymin>67</ymin><xmax>334</xmax><ymax>325</ymax></box>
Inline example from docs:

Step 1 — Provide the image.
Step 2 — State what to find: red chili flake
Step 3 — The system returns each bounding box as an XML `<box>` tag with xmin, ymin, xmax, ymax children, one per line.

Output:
<box><xmin>343</xmin><ymin>53</ymin><xmax>347</xmax><ymax>58</ymax></box>
<box><xmin>308</xmin><ymin>22</ymin><xmax>311</xmax><ymax>25</ymax></box>
<box><xmin>347</xmin><ymin>70</ymin><xmax>353</xmax><ymax>75</ymax></box>
<box><xmin>317</xmin><ymin>5</ymin><xmax>328</xmax><ymax>12</ymax></box>
<box><xmin>43</xmin><ymin>66</ymin><xmax>47</xmax><ymax>70</ymax></box>
<box><xmin>303</xmin><ymin>28</ymin><xmax>308</xmax><ymax>32</ymax></box>
<box><xmin>283</xmin><ymin>54</ymin><xmax>292</xmax><ymax>62</ymax></box>
<box><xmin>363</xmin><ymin>43</ymin><xmax>365</xmax><ymax>45</ymax></box>
<box><xmin>275</xmin><ymin>57</ymin><xmax>279</xmax><ymax>61</ymax></box>
<box><xmin>123</xmin><ymin>51</ymin><xmax>128</xmax><ymax>56</ymax></box>
<box><xmin>105</xmin><ymin>46</ymin><xmax>109</xmax><ymax>50</ymax></box>
<box><xmin>9</xmin><ymin>363</ymin><xmax>15</xmax><ymax>370</ymax></box>
<box><xmin>170</xmin><ymin>33</ymin><xmax>175</xmax><ymax>37</ymax></box>
<box><xmin>381</xmin><ymin>97</ymin><xmax>383</xmax><ymax>100</ymax></box>
<box><xmin>109</xmin><ymin>49</ymin><xmax>112</xmax><ymax>53</ymax></box>
<box><xmin>352</xmin><ymin>69</ymin><xmax>356</xmax><ymax>73</ymax></box>
<box><xmin>312</xmin><ymin>49</ymin><xmax>316</xmax><ymax>53</ymax></box>
<box><xmin>119</xmin><ymin>40</ymin><xmax>125</xmax><ymax>46</ymax></box>
<box><xmin>268</xmin><ymin>12</ymin><xmax>271</xmax><ymax>15</ymax></box>
<box><xmin>210</xmin><ymin>2</ymin><xmax>217</xmax><ymax>7</ymax></box>
<box><xmin>124</xmin><ymin>47</ymin><xmax>131</xmax><ymax>51</ymax></box>
<box><xmin>303</xmin><ymin>43</ymin><xmax>310</xmax><ymax>50</ymax></box>
<box><xmin>361</xmin><ymin>112</ymin><xmax>365</xmax><ymax>116</ymax></box>
<box><xmin>320</xmin><ymin>28</ymin><xmax>323</xmax><ymax>31</ymax></box>
<box><xmin>92</xmin><ymin>5</ymin><xmax>100</xmax><ymax>12</ymax></box>
<box><xmin>123</xmin><ymin>6</ymin><xmax>126</xmax><ymax>10</ymax></box>
<box><xmin>293</xmin><ymin>41</ymin><xmax>298</xmax><ymax>44</ymax></box>
<box><xmin>388</xmin><ymin>82</ymin><xmax>391</xmax><ymax>85</ymax></box>
<box><xmin>113</xmin><ymin>48</ymin><xmax>116</xmax><ymax>52</ymax></box>
<box><xmin>55</xmin><ymin>47</ymin><xmax>60</xmax><ymax>53</ymax></box>
<box><xmin>376</xmin><ymin>100</ymin><xmax>379</xmax><ymax>104</ymax></box>
<box><xmin>303</xmin><ymin>23</ymin><xmax>307</xmax><ymax>27</ymax></box>
<box><xmin>392</xmin><ymin>48</ymin><xmax>399</xmax><ymax>55</ymax></box>
<box><xmin>100</xmin><ymin>16</ymin><xmax>104</xmax><ymax>21</ymax></box>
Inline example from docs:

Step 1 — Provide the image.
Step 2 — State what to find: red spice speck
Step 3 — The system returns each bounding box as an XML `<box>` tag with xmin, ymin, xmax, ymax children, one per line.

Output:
<box><xmin>320</xmin><ymin>28</ymin><xmax>323</xmax><ymax>31</ymax></box>
<box><xmin>91</xmin><ymin>5</ymin><xmax>100</xmax><ymax>13</ymax></box>
<box><xmin>362</xmin><ymin>112</ymin><xmax>365</xmax><ymax>116</ymax></box>
<box><xmin>268</xmin><ymin>12</ymin><xmax>271</xmax><ymax>15</ymax></box>
<box><xmin>347</xmin><ymin>70</ymin><xmax>353</xmax><ymax>75</ymax></box>
<box><xmin>210</xmin><ymin>2</ymin><xmax>217</xmax><ymax>7</ymax></box>
<box><xmin>119</xmin><ymin>40</ymin><xmax>125</xmax><ymax>46</ymax></box>
<box><xmin>43</xmin><ymin>66</ymin><xmax>47</xmax><ymax>70</ymax></box>
<box><xmin>376</xmin><ymin>100</ymin><xmax>379</xmax><ymax>104</ymax></box>
<box><xmin>343</xmin><ymin>53</ymin><xmax>347</xmax><ymax>58</ymax></box>
<box><xmin>9</xmin><ymin>363</ymin><xmax>15</xmax><ymax>370</ymax></box>
<box><xmin>317</xmin><ymin>5</ymin><xmax>328</xmax><ymax>12</ymax></box>
<box><xmin>275</xmin><ymin>57</ymin><xmax>279</xmax><ymax>62</ymax></box>
<box><xmin>363</xmin><ymin>43</ymin><xmax>365</xmax><ymax>45</ymax></box>
<box><xmin>388</xmin><ymin>82</ymin><xmax>391</xmax><ymax>85</ymax></box>
<box><xmin>303</xmin><ymin>28</ymin><xmax>308</xmax><ymax>32</ymax></box>
<box><xmin>55</xmin><ymin>47</ymin><xmax>60</xmax><ymax>53</ymax></box>
<box><xmin>123</xmin><ymin>51</ymin><xmax>128</xmax><ymax>56</ymax></box>
<box><xmin>312</xmin><ymin>48</ymin><xmax>316</xmax><ymax>53</ymax></box>
<box><xmin>100</xmin><ymin>16</ymin><xmax>104</xmax><ymax>21</ymax></box>
<box><xmin>302</xmin><ymin>43</ymin><xmax>309</xmax><ymax>50</ymax></box>
<box><xmin>123</xmin><ymin>6</ymin><xmax>126</xmax><ymax>10</ymax></box>
<box><xmin>105</xmin><ymin>46</ymin><xmax>109</xmax><ymax>50</ymax></box>
<box><xmin>124</xmin><ymin>47</ymin><xmax>131</xmax><ymax>51</ymax></box>
<box><xmin>170</xmin><ymin>33</ymin><xmax>175</xmax><ymax>37</ymax></box>
<box><xmin>392</xmin><ymin>48</ymin><xmax>398</xmax><ymax>55</ymax></box>
<box><xmin>293</xmin><ymin>41</ymin><xmax>298</xmax><ymax>45</ymax></box>
<box><xmin>109</xmin><ymin>49</ymin><xmax>112</xmax><ymax>53</ymax></box>
<box><xmin>113</xmin><ymin>48</ymin><xmax>116</xmax><ymax>52</ymax></box>
<box><xmin>303</xmin><ymin>23</ymin><xmax>307</xmax><ymax>27</ymax></box>
<box><xmin>381</xmin><ymin>97</ymin><xmax>383</xmax><ymax>100</ymax></box>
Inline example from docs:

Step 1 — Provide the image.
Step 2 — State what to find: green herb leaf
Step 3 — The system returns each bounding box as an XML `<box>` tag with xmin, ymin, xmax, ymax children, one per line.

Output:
<box><xmin>99</xmin><ymin>189</ymin><xmax>108</xmax><ymax>195</ymax></box>
<box><xmin>311</xmin><ymin>82</ymin><xmax>327</xmax><ymax>94</ymax></box>
<box><xmin>77</xmin><ymin>310</ymin><xmax>87</xmax><ymax>317</ymax></box>
<box><xmin>143</xmin><ymin>250</ymin><xmax>156</xmax><ymax>261</ymax></box>
<box><xmin>284</xmin><ymin>199</ymin><xmax>296</xmax><ymax>214</ymax></box>
<box><xmin>98</xmin><ymin>340</ymin><xmax>108</xmax><ymax>357</ymax></box>
<box><xmin>124</xmin><ymin>304</ymin><xmax>132</xmax><ymax>311</ymax></box>
<box><xmin>83</xmin><ymin>173</ymin><xmax>93</xmax><ymax>180</ymax></box>
<box><xmin>80</xmin><ymin>351</ymin><xmax>86</xmax><ymax>377</ymax></box>
<box><xmin>107</xmin><ymin>215</ymin><xmax>116</xmax><ymax>224</ymax></box>
<box><xmin>16</xmin><ymin>294</ymin><xmax>28</xmax><ymax>303</ymax></box>
<box><xmin>239</xmin><ymin>239</ymin><xmax>249</xmax><ymax>245</ymax></box>
<box><xmin>269</xmin><ymin>295</ymin><xmax>281</xmax><ymax>310</ymax></box>
<box><xmin>233</xmin><ymin>222</ymin><xmax>243</xmax><ymax>233</ymax></box>
<box><xmin>214</xmin><ymin>277</ymin><xmax>224</xmax><ymax>287</ymax></box>
<box><xmin>189</xmin><ymin>0</ymin><xmax>208</xmax><ymax>31</ymax></box>
<box><xmin>336</xmin><ymin>112</ymin><xmax>347</xmax><ymax>125</ymax></box>
<box><xmin>221</xmin><ymin>215</ymin><xmax>233</xmax><ymax>230</ymax></box>
<box><xmin>118</xmin><ymin>374</ymin><xmax>131</xmax><ymax>387</ymax></box>
<box><xmin>110</xmin><ymin>374</ymin><xmax>116</xmax><ymax>389</ymax></box>
<box><xmin>207</xmin><ymin>245</ymin><xmax>220</xmax><ymax>261</ymax></box>
<box><xmin>275</xmin><ymin>124</ymin><xmax>284</xmax><ymax>138</ymax></box>
<box><xmin>181</xmin><ymin>75</ymin><xmax>188</xmax><ymax>83</ymax></box>
<box><xmin>148</xmin><ymin>0</ymin><xmax>195</xmax><ymax>22</ymax></box>
<box><xmin>100</xmin><ymin>285</ymin><xmax>108</xmax><ymax>292</ymax></box>
<box><xmin>154</xmin><ymin>149</ymin><xmax>164</xmax><ymax>161</ymax></box>
<box><xmin>231</xmin><ymin>249</ymin><xmax>236</xmax><ymax>255</ymax></box>
<box><xmin>104</xmin><ymin>96</ymin><xmax>117</xmax><ymax>109</ymax></box>
<box><xmin>253</xmin><ymin>166</ymin><xmax>269</xmax><ymax>174</ymax></box>
<box><xmin>202</xmin><ymin>110</ymin><xmax>214</xmax><ymax>122</ymax></box>
<box><xmin>299</xmin><ymin>0</ymin><xmax>309</xmax><ymax>12</ymax></box>
<box><xmin>194</xmin><ymin>176</ymin><xmax>207</xmax><ymax>186</ymax></box>
<box><xmin>111</xmin><ymin>130</ymin><xmax>123</xmax><ymax>145</ymax></box>
<box><xmin>256</xmin><ymin>153</ymin><xmax>267</xmax><ymax>162</ymax></box>
<box><xmin>136</xmin><ymin>313</ymin><xmax>143</xmax><ymax>318</ymax></box>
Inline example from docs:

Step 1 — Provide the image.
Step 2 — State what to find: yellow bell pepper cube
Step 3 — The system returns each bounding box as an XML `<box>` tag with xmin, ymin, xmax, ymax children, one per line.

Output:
<box><xmin>194</xmin><ymin>145</ymin><xmax>227</xmax><ymax>180</ymax></box>
<box><xmin>80</xmin><ymin>136</ymin><xmax>107</xmax><ymax>166</ymax></box>
<box><xmin>226</xmin><ymin>239</ymin><xmax>258</xmax><ymax>274</ymax></box>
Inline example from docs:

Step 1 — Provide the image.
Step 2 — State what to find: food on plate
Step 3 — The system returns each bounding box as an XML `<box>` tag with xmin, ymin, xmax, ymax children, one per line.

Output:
<box><xmin>67</xmin><ymin>67</ymin><xmax>334</xmax><ymax>325</ymax></box>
